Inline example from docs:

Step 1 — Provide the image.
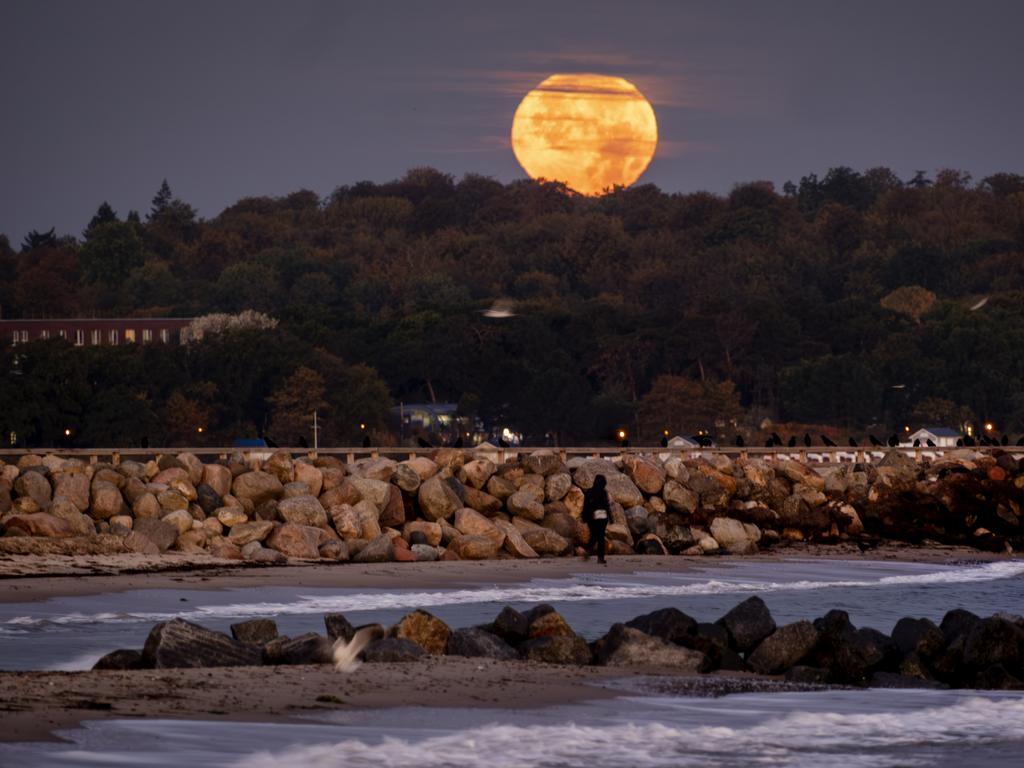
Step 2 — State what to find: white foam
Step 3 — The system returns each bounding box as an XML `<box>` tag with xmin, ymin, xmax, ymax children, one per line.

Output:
<box><xmin>234</xmin><ymin>696</ymin><xmax>1024</xmax><ymax>768</ymax></box>
<box><xmin>4</xmin><ymin>559</ymin><xmax>1021</xmax><ymax>629</ymax></box>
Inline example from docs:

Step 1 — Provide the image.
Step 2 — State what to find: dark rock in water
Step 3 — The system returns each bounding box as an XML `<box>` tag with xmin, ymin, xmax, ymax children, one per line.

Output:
<box><xmin>490</xmin><ymin>606</ymin><xmax>529</xmax><ymax>644</ymax></box>
<box><xmin>325</xmin><ymin>613</ymin><xmax>355</xmax><ymax>642</ymax></box>
<box><xmin>523</xmin><ymin>603</ymin><xmax>557</xmax><ymax>625</ymax></box>
<box><xmin>869</xmin><ymin>671</ymin><xmax>949</xmax><ymax>689</ymax></box>
<box><xmin>813</xmin><ymin>611</ymin><xmax>899</xmax><ymax>683</ymax></box>
<box><xmin>231</xmin><ymin>619</ymin><xmax>279</xmax><ymax>645</ymax></box>
<box><xmin>689</xmin><ymin>623</ymin><xmax>746</xmax><ymax>671</ymax></box>
<box><xmin>898</xmin><ymin>652</ymin><xmax>938</xmax><ymax>681</ymax></box>
<box><xmin>143</xmin><ymin>618</ymin><xmax>263</xmax><ymax>668</ymax></box>
<box><xmin>195</xmin><ymin>483</ymin><xmax>222</xmax><ymax>515</ymax></box>
<box><xmin>891</xmin><ymin>617</ymin><xmax>946</xmax><ymax>660</ymax></box>
<box><xmin>447</xmin><ymin>627</ymin><xmax>518</xmax><ymax>660</ymax></box>
<box><xmin>390</xmin><ymin>609</ymin><xmax>451</xmax><ymax>655</ymax></box>
<box><xmin>717</xmin><ymin>596</ymin><xmax>776</xmax><ymax>653</ymax></box>
<box><xmin>519</xmin><ymin>635</ymin><xmax>592</xmax><ymax>665</ymax></box>
<box><xmin>364</xmin><ymin>637</ymin><xmax>425</xmax><ymax>662</ymax></box>
<box><xmin>525</xmin><ymin>607</ymin><xmax>577</xmax><ymax>640</ymax></box>
<box><xmin>132</xmin><ymin>517</ymin><xmax>178</xmax><ymax>553</ymax></box>
<box><xmin>626</xmin><ymin>607</ymin><xmax>698</xmax><ymax>646</ymax></box>
<box><xmin>784</xmin><ymin>666</ymin><xmax>831</xmax><ymax>685</ymax></box>
<box><xmin>940</xmin><ymin>608</ymin><xmax>981</xmax><ymax>643</ymax></box>
<box><xmin>592</xmin><ymin>623</ymin><xmax>708</xmax><ymax>671</ymax></box>
<box><xmin>748</xmin><ymin>621</ymin><xmax>820</xmax><ymax>675</ymax></box>
<box><xmin>263</xmin><ymin>632</ymin><xmax>332</xmax><ymax>665</ymax></box>
<box><xmin>962</xmin><ymin>617</ymin><xmax>1024</xmax><ymax>670</ymax></box>
<box><xmin>93</xmin><ymin>649</ymin><xmax>144</xmax><ymax>670</ymax></box>
<box><xmin>973</xmin><ymin>664</ymin><xmax>1024</xmax><ymax>690</ymax></box>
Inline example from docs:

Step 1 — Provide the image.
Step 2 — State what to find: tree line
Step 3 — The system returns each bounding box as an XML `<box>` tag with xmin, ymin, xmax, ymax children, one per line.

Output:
<box><xmin>2</xmin><ymin>167</ymin><xmax>1024</xmax><ymax>447</ymax></box>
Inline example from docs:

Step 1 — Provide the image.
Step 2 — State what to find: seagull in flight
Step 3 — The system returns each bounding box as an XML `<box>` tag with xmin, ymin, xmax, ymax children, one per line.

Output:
<box><xmin>482</xmin><ymin>299</ymin><xmax>516</xmax><ymax>319</ymax></box>
<box><xmin>332</xmin><ymin>626</ymin><xmax>379</xmax><ymax>673</ymax></box>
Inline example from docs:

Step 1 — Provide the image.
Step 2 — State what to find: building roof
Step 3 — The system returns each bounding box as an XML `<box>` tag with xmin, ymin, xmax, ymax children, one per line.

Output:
<box><xmin>910</xmin><ymin>427</ymin><xmax>962</xmax><ymax>438</ymax></box>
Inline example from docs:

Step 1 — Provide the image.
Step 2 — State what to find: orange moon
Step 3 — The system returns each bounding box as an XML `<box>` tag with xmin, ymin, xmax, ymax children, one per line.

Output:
<box><xmin>511</xmin><ymin>73</ymin><xmax>658</xmax><ymax>196</ymax></box>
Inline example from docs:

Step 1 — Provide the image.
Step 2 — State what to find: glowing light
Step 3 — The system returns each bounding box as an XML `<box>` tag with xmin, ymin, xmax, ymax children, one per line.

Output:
<box><xmin>359</xmin><ymin>423</ymin><xmax>366</xmax><ymax>431</ymax></box>
<box><xmin>511</xmin><ymin>73</ymin><xmax>658</xmax><ymax>196</ymax></box>
<box><xmin>197</xmin><ymin>427</ymin><xmax>204</xmax><ymax>433</ymax></box>
<box><xmin>64</xmin><ymin>428</ymin><xmax>71</xmax><ymax>437</ymax></box>
<box><xmin>985</xmin><ymin>422</ymin><xmax>994</xmax><ymax>431</ymax></box>
<box><xmin>617</xmin><ymin>429</ymin><xmax>627</xmax><ymax>440</ymax></box>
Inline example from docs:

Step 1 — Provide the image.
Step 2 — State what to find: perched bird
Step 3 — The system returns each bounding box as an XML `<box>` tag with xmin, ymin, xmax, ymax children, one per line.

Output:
<box><xmin>332</xmin><ymin>626</ymin><xmax>379</xmax><ymax>673</ymax></box>
<box><xmin>803</xmin><ymin>433</ymin><xmax>812</xmax><ymax>447</ymax></box>
<box><xmin>298</xmin><ymin>435</ymin><xmax>309</xmax><ymax>449</ymax></box>
<box><xmin>700</xmin><ymin>436</ymin><xmax>713</xmax><ymax>448</ymax></box>
<box><xmin>1017</xmin><ymin>436</ymin><xmax>1024</xmax><ymax>447</ymax></box>
<box><xmin>498</xmin><ymin>436</ymin><xmax>510</xmax><ymax>448</ymax></box>
<box><xmin>416</xmin><ymin>436</ymin><xmax>433</xmax><ymax>449</ymax></box>
<box><xmin>660</xmin><ymin>435</ymin><xmax>669</xmax><ymax>448</ymax></box>
<box><xmin>361</xmin><ymin>434</ymin><xmax>371</xmax><ymax>448</ymax></box>
<box><xmin>787</xmin><ymin>436</ymin><xmax>797</xmax><ymax>448</ymax></box>
<box><xmin>140</xmin><ymin>435</ymin><xmax>149</xmax><ymax>449</ymax></box>
<box><xmin>821</xmin><ymin>435</ymin><xmax>837</xmax><ymax>447</ymax></box>
<box><xmin>964</xmin><ymin>435</ymin><xmax>976</xmax><ymax>447</ymax></box>
<box><xmin>771</xmin><ymin>432</ymin><xmax>783</xmax><ymax>446</ymax></box>
<box><xmin>869</xmin><ymin>434</ymin><xmax>883</xmax><ymax>447</ymax></box>
<box><xmin>453</xmin><ymin>436</ymin><xmax>464</xmax><ymax>448</ymax></box>
<box><xmin>1001</xmin><ymin>434</ymin><xmax>1009</xmax><ymax>446</ymax></box>
<box><xmin>735</xmin><ymin>435</ymin><xmax>745</xmax><ymax>448</ymax></box>
<box><xmin>764</xmin><ymin>437</ymin><xmax>774</xmax><ymax>447</ymax></box>
<box><xmin>887</xmin><ymin>434</ymin><xmax>899</xmax><ymax>447</ymax></box>
<box><xmin>956</xmin><ymin>438</ymin><xmax>964</xmax><ymax>447</ymax></box>
<box><xmin>926</xmin><ymin>438</ymin><xmax>936</xmax><ymax>447</ymax></box>
<box><xmin>264</xmin><ymin>436</ymin><xmax>279</xmax><ymax>448</ymax></box>
<box><xmin>848</xmin><ymin>437</ymin><xmax>859</xmax><ymax>447</ymax></box>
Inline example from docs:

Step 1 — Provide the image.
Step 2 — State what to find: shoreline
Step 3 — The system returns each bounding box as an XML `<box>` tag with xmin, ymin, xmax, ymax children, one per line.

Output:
<box><xmin>0</xmin><ymin>543</ymin><xmax>1015</xmax><ymax>604</ymax></box>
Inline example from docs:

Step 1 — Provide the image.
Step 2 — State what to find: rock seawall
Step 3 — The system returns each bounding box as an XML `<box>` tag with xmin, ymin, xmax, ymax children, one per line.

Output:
<box><xmin>92</xmin><ymin>599</ymin><xmax>1024</xmax><ymax>690</ymax></box>
<box><xmin>1</xmin><ymin>446</ymin><xmax>1021</xmax><ymax>561</ymax></box>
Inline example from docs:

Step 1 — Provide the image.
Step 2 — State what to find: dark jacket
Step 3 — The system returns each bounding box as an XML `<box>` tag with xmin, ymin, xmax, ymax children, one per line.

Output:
<box><xmin>582</xmin><ymin>475</ymin><xmax>610</xmax><ymax>525</ymax></box>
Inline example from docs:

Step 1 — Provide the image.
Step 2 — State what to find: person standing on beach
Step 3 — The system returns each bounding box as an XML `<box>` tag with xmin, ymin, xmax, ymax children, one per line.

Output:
<box><xmin>582</xmin><ymin>474</ymin><xmax>610</xmax><ymax>564</ymax></box>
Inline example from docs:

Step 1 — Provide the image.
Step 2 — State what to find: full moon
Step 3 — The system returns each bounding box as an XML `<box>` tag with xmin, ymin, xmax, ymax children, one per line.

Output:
<box><xmin>511</xmin><ymin>73</ymin><xmax>658</xmax><ymax>196</ymax></box>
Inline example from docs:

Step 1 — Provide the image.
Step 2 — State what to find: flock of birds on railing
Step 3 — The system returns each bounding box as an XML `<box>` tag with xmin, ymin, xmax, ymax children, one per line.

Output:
<box><xmin>666</xmin><ymin>432</ymin><xmax>1024</xmax><ymax>450</ymax></box>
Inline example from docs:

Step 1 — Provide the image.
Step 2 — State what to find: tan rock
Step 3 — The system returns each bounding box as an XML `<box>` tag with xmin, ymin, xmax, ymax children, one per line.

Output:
<box><xmin>53</xmin><ymin>472</ymin><xmax>89</xmax><ymax>511</ymax></box>
<box><xmin>161</xmin><ymin>509</ymin><xmax>194</xmax><ymax>535</ymax></box>
<box><xmin>210</xmin><ymin>539</ymin><xmax>243</xmax><ymax>560</ymax></box>
<box><xmin>354</xmin><ymin>500</ymin><xmax>382</xmax><ymax>540</ymax></box>
<box><xmin>176</xmin><ymin>452</ymin><xmax>205</xmax><ymax>485</ymax></box>
<box><xmin>266</xmin><ymin>522</ymin><xmax>321</xmax><ymax>559</ymax></box>
<box><xmin>264</xmin><ymin>451</ymin><xmax>295</xmax><ymax>484</ymax></box>
<box><xmin>663</xmin><ymin>480</ymin><xmax>698</xmax><ymax>514</ymax></box>
<box><xmin>330</xmin><ymin>505</ymin><xmax>362</xmax><ymax>540</ymax></box>
<box><xmin>293</xmin><ymin>462</ymin><xmax>323</xmax><ymax>497</ymax></box>
<box><xmin>390</xmin><ymin>609</ymin><xmax>450</xmax><ymax>654</ymax></box>
<box><xmin>447</xmin><ymin>533</ymin><xmax>500</xmax><ymax>560</ymax></box>
<box><xmin>460</xmin><ymin>485</ymin><xmax>502</xmax><ymax>516</ymax></box>
<box><xmin>485</xmin><ymin>474</ymin><xmax>516</xmax><ymax>501</ymax></box>
<box><xmin>453</xmin><ymin>507</ymin><xmax>505</xmax><ymax>548</ymax></box>
<box><xmin>393</xmin><ymin>463</ymin><xmax>422</xmax><ymax>493</ymax></box>
<box><xmin>153</xmin><ymin>467</ymin><xmax>189</xmax><ymax>486</ymax></box>
<box><xmin>49</xmin><ymin>497</ymin><xmax>96</xmax><ymax>535</ymax></box>
<box><xmin>405</xmin><ymin>456</ymin><xmax>439</xmax><ymax>480</ymax></box>
<box><xmin>562</xmin><ymin>485</ymin><xmax>584</xmax><ymax>518</ymax></box>
<box><xmin>202</xmin><ymin>464</ymin><xmax>233</xmax><ymax>497</ymax></box>
<box><xmin>175</xmin><ymin>528</ymin><xmax>207</xmax><ymax>553</ymax></box>
<box><xmin>379</xmin><ymin>485</ymin><xmax>406</xmax><ymax>529</ymax></box>
<box><xmin>156</xmin><ymin>489</ymin><xmax>189</xmax><ymax>512</ymax></box>
<box><xmin>90</xmin><ymin>481</ymin><xmax>126</xmax><ymax>520</ymax></box>
<box><xmin>319</xmin><ymin>478</ymin><xmax>362</xmax><ymax>508</ymax></box>
<box><xmin>507</xmin><ymin>489</ymin><xmax>545</xmax><ymax>522</ymax></box>
<box><xmin>109</xmin><ymin>514</ymin><xmax>133</xmax><ymax>531</ymax></box>
<box><xmin>353</xmin><ymin>457</ymin><xmax>397</xmax><ymax>482</ymax></box>
<box><xmin>403</xmin><ymin>520</ymin><xmax>442</xmax><ymax>546</ymax></box>
<box><xmin>232</xmin><ymin>470</ymin><xmax>284</xmax><ymax>506</ymax></box>
<box><xmin>277</xmin><ymin>495</ymin><xmax>328</xmax><ymax>528</ymax></box>
<box><xmin>492</xmin><ymin>519</ymin><xmax>539</xmax><ymax>558</ymax></box>
<box><xmin>2</xmin><ymin>512</ymin><xmax>74</xmax><ymax>537</ymax></box>
<box><xmin>227</xmin><ymin>520</ymin><xmax>275</xmax><ymax>546</ymax></box>
<box><xmin>461</xmin><ymin>459</ymin><xmax>496</xmax><ymax>490</ymax></box>
<box><xmin>132</xmin><ymin>492</ymin><xmax>161</xmax><ymax>519</ymax></box>
<box><xmin>544</xmin><ymin>473</ymin><xmax>572</xmax><ymax>502</ymax></box>
<box><xmin>520</xmin><ymin>527</ymin><xmax>570</xmax><ymax>556</ymax></box>
<box><xmin>349</xmin><ymin>477</ymin><xmax>392</xmax><ymax>510</ymax></box>
<box><xmin>606</xmin><ymin>522</ymin><xmax>634</xmax><ymax>547</ymax></box>
<box><xmin>319</xmin><ymin>466</ymin><xmax>347</xmax><ymax>492</ymax></box>
<box><xmin>14</xmin><ymin>471</ymin><xmax>52</xmax><ymax>509</ymax></box>
<box><xmin>710</xmin><ymin>517</ymin><xmax>760</xmax><ymax>554</ymax></box>
<box><xmin>605</xmin><ymin>474</ymin><xmax>644</xmax><ymax>508</ymax></box>
<box><xmin>217</xmin><ymin>507</ymin><xmax>248</xmax><ymax>527</ymax></box>
<box><xmin>202</xmin><ymin>517</ymin><xmax>224</xmax><ymax>537</ymax></box>
<box><xmin>417</xmin><ymin>475</ymin><xmax>461</xmax><ymax>522</ymax></box>
<box><xmin>777</xmin><ymin>461</ymin><xmax>825</xmax><ymax>492</ymax></box>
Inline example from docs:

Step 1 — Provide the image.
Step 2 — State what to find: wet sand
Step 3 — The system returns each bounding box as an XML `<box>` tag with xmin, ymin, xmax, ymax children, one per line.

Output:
<box><xmin>0</xmin><ymin>543</ymin><xmax>1011</xmax><ymax>604</ymax></box>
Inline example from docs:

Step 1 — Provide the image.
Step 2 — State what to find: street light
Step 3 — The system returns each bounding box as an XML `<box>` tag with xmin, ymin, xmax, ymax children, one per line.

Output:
<box><xmin>64</xmin><ymin>428</ymin><xmax>71</xmax><ymax>437</ymax></box>
<box><xmin>985</xmin><ymin>422</ymin><xmax>994</xmax><ymax>432</ymax></box>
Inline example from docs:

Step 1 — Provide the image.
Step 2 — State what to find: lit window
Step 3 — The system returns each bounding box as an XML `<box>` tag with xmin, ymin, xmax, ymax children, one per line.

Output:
<box><xmin>125</xmin><ymin>329</ymin><xmax>135</xmax><ymax>343</ymax></box>
<box><xmin>59</xmin><ymin>330</ymin><xmax>67</xmax><ymax>340</ymax></box>
<box><xmin>109</xmin><ymin>329</ymin><xmax>118</xmax><ymax>344</ymax></box>
<box><xmin>74</xmin><ymin>329</ymin><xmax>84</xmax><ymax>346</ymax></box>
<box><xmin>142</xmin><ymin>329</ymin><xmax>152</xmax><ymax>343</ymax></box>
<box><xmin>20</xmin><ymin>331</ymin><xmax>28</xmax><ymax>342</ymax></box>
<box><xmin>91</xmin><ymin>330</ymin><xmax>101</xmax><ymax>345</ymax></box>
<box><xmin>160</xmin><ymin>328</ymin><xmax>169</xmax><ymax>343</ymax></box>
<box><xmin>41</xmin><ymin>330</ymin><xmax>49</xmax><ymax>340</ymax></box>
<box><xmin>11</xmin><ymin>331</ymin><xmax>17</xmax><ymax>345</ymax></box>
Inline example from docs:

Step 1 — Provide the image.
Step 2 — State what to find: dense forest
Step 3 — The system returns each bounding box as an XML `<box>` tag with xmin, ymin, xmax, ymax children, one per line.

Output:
<box><xmin>2</xmin><ymin>166</ymin><xmax>1024</xmax><ymax>448</ymax></box>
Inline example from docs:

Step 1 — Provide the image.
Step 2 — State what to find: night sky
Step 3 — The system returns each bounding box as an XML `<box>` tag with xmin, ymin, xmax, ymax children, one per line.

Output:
<box><xmin>2</xmin><ymin>0</ymin><xmax>1022</xmax><ymax>240</ymax></box>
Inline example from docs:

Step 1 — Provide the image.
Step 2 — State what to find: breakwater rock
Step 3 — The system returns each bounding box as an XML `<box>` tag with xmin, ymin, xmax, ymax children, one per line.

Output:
<box><xmin>92</xmin><ymin>599</ymin><xmax>1024</xmax><ymax>690</ymax></box>
<box><xmin>1</xmin><ymin>446</ymin><xmax>1022</xmax><ymax>561</ymax></box>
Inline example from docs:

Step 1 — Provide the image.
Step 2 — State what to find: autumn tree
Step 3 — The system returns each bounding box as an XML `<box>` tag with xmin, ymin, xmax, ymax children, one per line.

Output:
<box><xmin>637</xmin><ymin>376</ymin><xmax>745</xmax><ymax>441</ymax></box>
<box><xmin>266</xmin><ymin>366</ymin><xmax>328</xmax><ymax>446</ymax></box>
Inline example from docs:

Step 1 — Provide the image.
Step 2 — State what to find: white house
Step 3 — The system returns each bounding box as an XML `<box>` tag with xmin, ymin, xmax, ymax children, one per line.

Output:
<box><xmin>905</xmin><ymin>427</ymin><xmax>962</xmax><ymax>448</ymax></box>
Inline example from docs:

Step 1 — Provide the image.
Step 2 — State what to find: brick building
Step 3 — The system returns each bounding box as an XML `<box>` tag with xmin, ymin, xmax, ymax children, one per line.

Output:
<box><xmin>1</xmin><ymin>318</ymin><xmax>193</xmax><ymax>347</ymax></box>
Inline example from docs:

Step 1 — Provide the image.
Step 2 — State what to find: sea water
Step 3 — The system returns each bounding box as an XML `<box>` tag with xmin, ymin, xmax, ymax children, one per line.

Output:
<box><xmin>1</xmin><ymin>558</ymin><xmax>1022</xmax><ymax>671</ymax></box>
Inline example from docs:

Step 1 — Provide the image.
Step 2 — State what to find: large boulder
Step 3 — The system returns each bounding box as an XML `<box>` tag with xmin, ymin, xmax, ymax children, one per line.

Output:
<box><xmin>390</xmin><ymin>609</ymin><xmax>451</xmax><ymax>655</ymax></box>
<box><xmin>447</xmin><ymin>533</ymin><xmax>500</xmax><ymax>560</ymax></box>
<box><xmin>403</xmin><ymin>520</ymin><xmax>443</xmax><ymax>546</ymax></box>
<box><xmin>353</xmin><ymin>457</ymin><xmax>397</xmax><ymax>483</ymax></box>
<box><xmin>625</xmin><ymin>607</ymin><xmax>698</xmax><ymax>646</ymax></box>
<box><xmin>53</xmin><ymin>472</ymin><xmax>89</xmax><ymax>511</ymax></box>
<box><xmin>461</xmin><ymin>459</ymin><xmax>497</xmax><ymax>490</ymax></box>
<box><xmin>447</xmin><ymin>627</ymin><xmax>518</xmax><ymax>660</ymax></box>
<box><xmin>891</xmin><ymin>617</ymin><xmax>946</xmax><ymax>661</ymax></box>
<box><xmin>526</xmin><ymin>451</ymin><xmax>563</xmax><ymax>477</ymax></box>
<box><xmin>460</xmin><ymin>485</ymin><xmax>503</xmax><ymax>516</ymax></box>
<box><xmin>2</xmin><ymin>512</ymin><xmax>75</xmax><ymax>537</ymax></box>
<box><xmin>92</xmin><ymin>649</ymin><xmax>144</xmax><ymax>671</ymax></box>
<box><xmin>520</xmin><ymin>635</ymin><xmax>592</xmax><ymax>665</ymax></box>
<box><xmin>48</xmin><ymin>498</ymin><xmax>96</xmax><ymax>535</ymax></box>
<box><xmin>417</xmin><ymin>475</ymin><xmax>461</xmax><ymax>522</ymax></box>
<box><xmin>520</xmin><ymin>527</ymin><xmax>570</xmax><ymax>556</ymax></box>
<box><xmin>623</xmin><ymin>456</ymin><xmax>666</xmax><ymax>495</ymax></box>
<box><xmin>231</xmin><ymin>619</ymin><xmax>279</xmax><ymax>645</ymax></box>
<box><xmin>748</xmin><ymin>621</ymin><xmax>821</xmax><ymax>675</ymax></box>
<box><xmin>453</xmin><ymin>507</ymin><xmax>505</xmax><ymax>548</ymax></box>
<box><xmin>277</xmin><ymin>495</ymin><xmax>328</xmax><ymax>529</ymax></box>
<box><xmin>709</xmin><ymin>517</ymin><xmax>761</xmax><ymax>555</ymax></box>
<box><xmin>717</xmin><ymin>597</ymin><xmax>776</xmax><ymax>654</ymax></box>
<box><xmin>263</xmin><ymin>633</ymin><xmax>333</xmax><ymax>665</ymax></box>
<box><xmin>605</xmin><ymin>474</ymin><xmax>644</xmax><ymax>509</ymax></box>
<box><xmin>544</xmin><ymin>473</ymin><xmax>572</xmax><ymax>502</ymax></box>
<box><xmin>663</xmin><ymin>480</ymin><xmax>698</xmax><ymax>515</ymax></box>
<box><xmin>349</xmin><ymin>477</ymin><xmax>392</xmax><ymax>510</ymax></box>
<box><xmin>507</xmin><ymin>489</ymin><xmax>545</xmax><ymax>522</ymax></box>
<box><xmin>132</xmin><ymin>517</ymin><xmax>179</xmax><ymax>552</ymax></box>
<box><xmin>378</xmin><ymin>485</ymin><xmax>406</xmax><ymax>529</ymax></box>
<box><xmin>363</xmin><ymin>638</ymin><xmax>425</xmax><ymax>663</ymax></box>
<box><xmin>962</xmin><ymin>617</ymin><xmax>1024</xmax><ymax>671</ymax></box>
<box><xmin>202</xmin><ymin>464</ymin><xmax>234</xmax><ymax>497</ymax></box>
<box><xmin>14</xmin><ymin>471</ymin><xmax>52</xmax><ymax>509</ymax></box>
<box><xmin>492</xmin><ymin>519</ymin><xmax>539</xmax><ymax>558</ymax></box>
<box><xmin>227</xmin><ymin>520</ymin><xmax>275</xmax><ymax>547</ymax></box>
<box><xmin>232</xmin><ymin>471</ymin><xmax>284</xmax><ymax>506</ymax></box>
<box><xmin>266</xmin><ymin>523</ymin><xmax>322</xmax><ymax>559</ymax></box>
<box><xmin>142</xmin><ymin>618</ymin><xmax>263</xmax><ymax>668</ymax></box>
<box><xmin>812</xmin><ymin>610</ymin><xmax>900</xmax><ymax>683</ymax></box>
<box><xmin>90</xmin><ymin>481</ymin><xmax>126</xmax><ymax>519</ymax></box>
<box><xmin>573</xmin><ymin>459</ymin><xmax>619</xmax><ymax>489</ymax></box>
<box><xmin>352</xmin><ymin>533</ymin><xmax>395</xmax><ymax>563</ymax></box>
<box><xmin>593</xmin><ymin>624</ymin><xmax>708</xmax><ymax>670</ymax></box>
